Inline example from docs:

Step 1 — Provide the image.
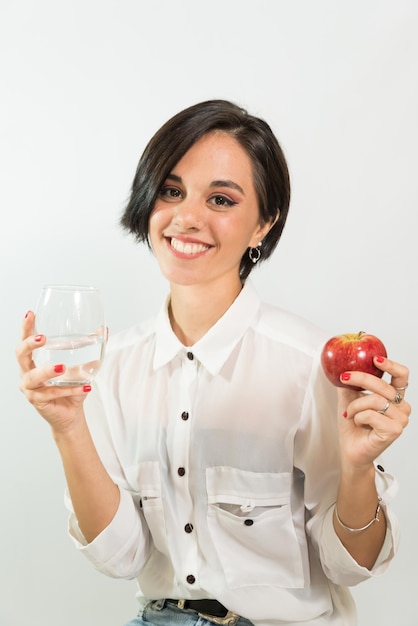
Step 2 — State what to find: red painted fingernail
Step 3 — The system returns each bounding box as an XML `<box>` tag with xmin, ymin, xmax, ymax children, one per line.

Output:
<box><xmin>83</xmin><ymin>385</ymin><xmax>92</xmax><ymax>393</ymax></box>
<box><xmin>376</xmin><ymin>355</ymin><xmax>385</xmax><ymax>363</ymax></box>
<box><xmin>343</xmin><ymin>411</ymin><xmax>348</xmax><ymax>418</ymax></box>
<box><xmin>54</xmin><ymin>364</ymin><xmax>65</xmax><ymax>373</ymax></box>
<box><xmin>25</xmin><ymin>311</ymin><xmax>30</xmax><ymax>319</ymax></box>
<box><xmin>34</xmin><ymin>334</ymin><xmax>43</xmax><ymax>342</ymax></box>
<box><xmin>341</xmin><ymin>372</ymin><xmax>351</xmax><ymax>381</ymax></box>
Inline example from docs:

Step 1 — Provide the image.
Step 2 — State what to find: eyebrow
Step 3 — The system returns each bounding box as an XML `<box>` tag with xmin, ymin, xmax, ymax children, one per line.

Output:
<box><xmin>166</xmin><ymin>173</ymin><xmax>182</xmax><ymax>183</ymax></box>
<box><xmin>210</xmin><ymin>180</ymin><xmax>245</xmax><ymax>195</ymax></box>
<box><xmin>165</xmin><ymin>173</ymin><xmax>245</xmax><ymax>195</ymax></box>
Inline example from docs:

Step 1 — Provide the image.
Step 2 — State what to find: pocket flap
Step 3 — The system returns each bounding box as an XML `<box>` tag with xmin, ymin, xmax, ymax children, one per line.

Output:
<box><xmin>206</xmin><ymin>466</ymin><xmax>291</xmax><ymax>507</ymax></box>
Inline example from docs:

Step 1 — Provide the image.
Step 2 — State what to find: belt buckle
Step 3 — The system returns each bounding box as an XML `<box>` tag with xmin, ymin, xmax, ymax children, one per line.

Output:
<box><xmin>197</xmin><ymin>610</ymin><xmax>240</xmax><ymax>626</ymax></box>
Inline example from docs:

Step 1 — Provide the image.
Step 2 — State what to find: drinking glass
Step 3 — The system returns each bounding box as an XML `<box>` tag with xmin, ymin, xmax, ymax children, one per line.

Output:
<box><xmin>32</xmin><ymin>285</ymin><xmax>106</xmax><ymax>386</ymax></box>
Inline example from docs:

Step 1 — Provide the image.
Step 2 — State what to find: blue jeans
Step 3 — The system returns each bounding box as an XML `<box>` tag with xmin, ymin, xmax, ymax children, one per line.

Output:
<box><xmin>123</xmin><ymin>599</ymin><xmax>254</xmax><ymax>626</ymax></box>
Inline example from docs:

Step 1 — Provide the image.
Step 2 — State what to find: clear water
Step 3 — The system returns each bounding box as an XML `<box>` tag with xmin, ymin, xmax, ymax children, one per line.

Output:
<box><xmin>33</xmin><ymin>334</ymin><xmax>105</xmax><ymax>385</ymax></box>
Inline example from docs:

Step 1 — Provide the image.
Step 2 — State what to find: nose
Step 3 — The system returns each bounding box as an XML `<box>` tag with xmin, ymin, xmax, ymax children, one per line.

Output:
<box><xmin>173</xmin><ymin>197</ymin><xmax>204</xmax><ymax>230</ymax></box>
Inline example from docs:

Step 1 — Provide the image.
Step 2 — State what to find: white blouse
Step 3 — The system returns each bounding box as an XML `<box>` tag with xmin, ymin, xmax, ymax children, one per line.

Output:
<box><xmin>67</xmin><ymin>281</ymin><xmax>399</xmax><ymax>626</ymax></box>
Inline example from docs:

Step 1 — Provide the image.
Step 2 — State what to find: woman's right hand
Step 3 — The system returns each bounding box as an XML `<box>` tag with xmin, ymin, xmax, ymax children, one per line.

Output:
<box><xmin>16</xmin><ymin>310</ymin><xmax>92</xmax><ymax>435</ymax></box>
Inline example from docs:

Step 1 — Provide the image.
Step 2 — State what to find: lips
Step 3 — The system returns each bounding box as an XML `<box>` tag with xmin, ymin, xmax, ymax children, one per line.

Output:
<box><xmin>169</xmin><ymin>236</ymin><xmax>211</xmax><ymax>255</ymax></box>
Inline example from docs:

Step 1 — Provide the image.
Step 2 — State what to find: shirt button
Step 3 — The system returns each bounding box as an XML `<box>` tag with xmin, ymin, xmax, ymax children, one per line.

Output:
<box><xmin>177</xmin><ymin>467</ymin><xmax>186</xmax><ymax>477</ymax></box>
<box><xmin>184</xmin><ymin>523</ymin><xmax>194</xmax><ymax>533</ymax></box>
<box><xmin>377</xmin><ymin>464</ymin><xmax>385</xmax><ymax>472</ymax></box>
<box><xmin>244</xmin><ymin>519</ymin><xmax>254</xmax><ymax>526</ymax></box>
<box><xmin>181</xmin><ymin>411</ymin><xmax>189</xmax><ymax>421</ymax></box>
<box><xmin>186</xmin><ymin>574</ymin><xmax>196</xmax><ymax>584</ymax></box>
<box><xmin>187</xmin><ymin>351</ymin><xmax>194</xmax><ymax>360</ymax></box>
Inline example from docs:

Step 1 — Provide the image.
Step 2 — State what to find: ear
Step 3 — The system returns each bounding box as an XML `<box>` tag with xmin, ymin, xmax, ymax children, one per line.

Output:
<box><xmin>249</xmin><ymin>211</ymin><xmax>280</xmax><ymax>248</ymax></box>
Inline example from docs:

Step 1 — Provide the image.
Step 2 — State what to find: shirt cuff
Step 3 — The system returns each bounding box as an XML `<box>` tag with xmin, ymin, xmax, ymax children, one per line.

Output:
<box><xmin>316</xmin><ymin>468</ymin><xmax>400</xmax><ymax>587</ymax></box>
<box><xmin>66</xmin><ymin>486</ymin><xmax>151</xmax><ymax>579</ymax></box>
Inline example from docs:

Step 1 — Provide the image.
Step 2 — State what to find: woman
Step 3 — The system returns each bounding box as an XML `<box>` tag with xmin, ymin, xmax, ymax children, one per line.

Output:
<box><xmin>17</xmin><ymin>100</ymin><xmax>410</xmax><ymax>625</ymax></box>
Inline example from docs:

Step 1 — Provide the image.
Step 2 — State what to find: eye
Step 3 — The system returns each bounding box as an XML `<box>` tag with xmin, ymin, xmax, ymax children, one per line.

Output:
<box><xmin>158</xmin><ymin>186</ymin><xmax>183</xmax><ymax>201</ymax></box>
<box><xmin>209</xmin><ymin>195</ymin><xmax>237</xmax><ymax>208</ymax></box>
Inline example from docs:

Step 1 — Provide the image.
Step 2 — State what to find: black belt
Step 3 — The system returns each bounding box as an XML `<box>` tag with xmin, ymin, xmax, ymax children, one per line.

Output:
<box><xmin>166</xmin><ymin>599</ymin><xmax>240</xmax><ymax>625</ymax></box>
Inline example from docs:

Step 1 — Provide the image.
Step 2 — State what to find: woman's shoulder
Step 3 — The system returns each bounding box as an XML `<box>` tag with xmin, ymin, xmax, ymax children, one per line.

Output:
<box><xmin>105</xmin><ymin>316</ymin><xmax>157</xmax><ymax>355</ymax></box>
<box><xmin>256</xmin><ymin>300</ymin><xmax>329</xmax><ymax>357</ymax></box>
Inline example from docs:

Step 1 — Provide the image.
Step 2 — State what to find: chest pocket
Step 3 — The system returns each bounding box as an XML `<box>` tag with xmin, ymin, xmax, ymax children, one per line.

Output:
<box><xmin>206</xmin><ymin>466</ymin><xmax>306</xmax><ymax>589</ymax></box>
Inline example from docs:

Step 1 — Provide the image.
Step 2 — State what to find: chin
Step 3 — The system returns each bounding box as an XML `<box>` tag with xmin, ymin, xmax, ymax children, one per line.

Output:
<box><xmin>159</xmin><ymin>266</ymin><xmax>203</xmax><ymax>287</ymax></box>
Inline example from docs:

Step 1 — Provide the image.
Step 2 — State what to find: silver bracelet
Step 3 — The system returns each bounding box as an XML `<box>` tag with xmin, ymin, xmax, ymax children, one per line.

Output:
<box><xmin>335</xmin><ymin>497</ymin><xmax>382</xmax><ymax>533</ymax></box>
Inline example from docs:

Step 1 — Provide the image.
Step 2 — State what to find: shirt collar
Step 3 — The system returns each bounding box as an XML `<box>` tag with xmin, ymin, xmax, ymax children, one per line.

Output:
<box><xmin>153</xmin><ymin>281</ymin><xmax>261</xmax><ymax>376</ymax></box>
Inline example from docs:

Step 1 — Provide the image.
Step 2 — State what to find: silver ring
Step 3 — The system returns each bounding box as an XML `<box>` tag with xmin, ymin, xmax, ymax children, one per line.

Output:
<box><xmin>377</xmin><ymin>400</ymin><xmax>391</xmax><ymax>415</ymax></box>
<box><xmin>395</xmin><ymin>383</ymin><xmax>409</xmax><ymax>391</ymax></box>
<box><xmin>393</xmin><ymin>391</ymin><xmax>403</xmax><ymax>405</ymax></box>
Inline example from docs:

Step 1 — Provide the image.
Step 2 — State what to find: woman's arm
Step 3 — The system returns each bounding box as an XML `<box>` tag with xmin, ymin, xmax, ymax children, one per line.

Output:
<box><xmin>16</xmin><ymin>311</ymin><xmax>120</xmax><ymax>543</ymax></box>
<box><xmin>334</xmin><ymin>356</ymin><xmax>410</xmax><ymax>568</ymax></box>
<box><xmin>333</xmin><ymin>465</ymin><xmax>386</xmax><ymax>569</ymax></box>
<box><xmin>53</xmin><ymin>416</ymin><xmax>120</xmax><ymax>543</ymax></box>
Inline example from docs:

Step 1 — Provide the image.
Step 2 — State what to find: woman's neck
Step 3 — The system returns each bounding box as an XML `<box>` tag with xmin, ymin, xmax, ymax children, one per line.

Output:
<box><xmin>168</xmin><ymin>279</ymin><xmax>243</xmax><ymax>346</ymax></box>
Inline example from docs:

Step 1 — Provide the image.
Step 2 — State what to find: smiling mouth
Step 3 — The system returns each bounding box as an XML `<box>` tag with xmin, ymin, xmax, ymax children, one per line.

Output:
<box><xmin>170</xmin><ymin>237</ymin><xmax>211</xmax><ymax>255</ymax></box>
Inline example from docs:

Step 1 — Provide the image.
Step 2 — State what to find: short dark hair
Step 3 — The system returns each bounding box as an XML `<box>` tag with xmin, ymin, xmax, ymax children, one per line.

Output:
<box><xmin>120</xmin><ymin>99</ymin><xmax>291</xmax><ymax>281</ymax></box>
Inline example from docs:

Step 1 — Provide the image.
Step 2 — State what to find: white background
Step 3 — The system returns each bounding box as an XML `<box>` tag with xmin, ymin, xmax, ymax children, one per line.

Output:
<box><xmin>1</xmin><ymin>1</ymin><xmax>417</xmax><ymax>624</ymax></box>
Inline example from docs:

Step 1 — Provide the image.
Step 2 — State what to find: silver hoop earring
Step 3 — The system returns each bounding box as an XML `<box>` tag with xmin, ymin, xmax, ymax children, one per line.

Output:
<box><xmin>248</xmin><ymin>245</ymin><xmax>261</xmax><ymax>264</ymax></box>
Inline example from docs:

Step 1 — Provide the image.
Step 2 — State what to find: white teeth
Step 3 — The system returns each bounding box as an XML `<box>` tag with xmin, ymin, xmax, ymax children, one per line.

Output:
<box><xmin>171</xmin><ymin>237</ymin><xmax>209</xmax><ymax>254</ymax></box>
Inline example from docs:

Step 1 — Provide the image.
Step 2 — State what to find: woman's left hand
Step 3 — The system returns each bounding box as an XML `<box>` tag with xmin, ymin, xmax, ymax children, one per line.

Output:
<box><xmin>337</xmin><ymin>356</ymin><xmax>410</xmax><ymax>471</ymax></box>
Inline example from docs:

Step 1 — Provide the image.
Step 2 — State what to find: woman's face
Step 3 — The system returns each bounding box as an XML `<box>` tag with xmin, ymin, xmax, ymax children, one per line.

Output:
<box><xmin>149</xmin><ymin>131</ymin><xmax>270</xmax><ymax>291</ymax></box>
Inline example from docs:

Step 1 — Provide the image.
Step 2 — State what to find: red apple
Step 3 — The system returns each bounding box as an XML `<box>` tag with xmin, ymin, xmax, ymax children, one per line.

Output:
<box><xmin>321</xmin><ymin>331</ymin><xmax>387</xmax><ymax>390</ymax></box>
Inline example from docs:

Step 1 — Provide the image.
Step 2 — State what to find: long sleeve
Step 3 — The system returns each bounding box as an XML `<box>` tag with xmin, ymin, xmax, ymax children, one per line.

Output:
<box><xmin>65</xmin><ymin>380</ymin><xmax>154</xmax><ymax>579</ymax></box>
